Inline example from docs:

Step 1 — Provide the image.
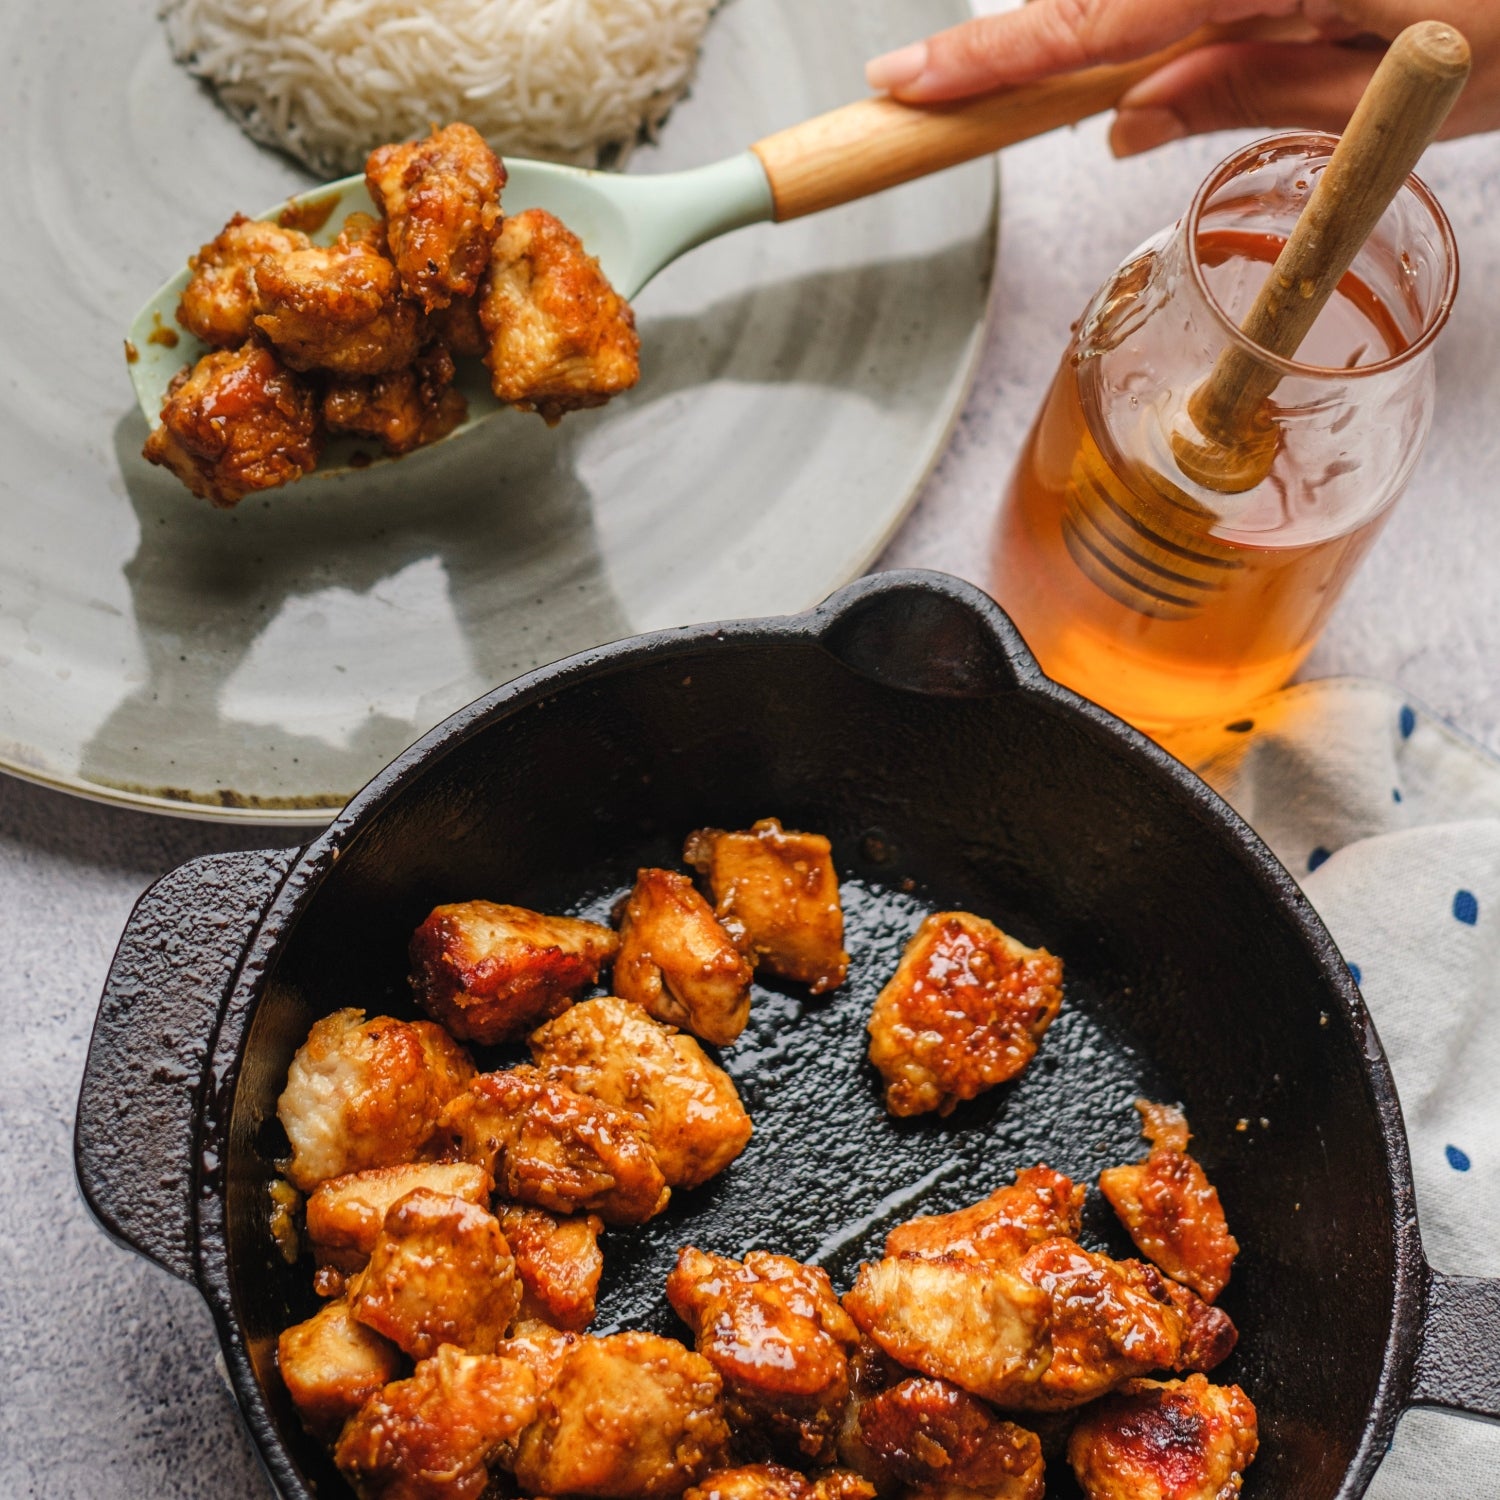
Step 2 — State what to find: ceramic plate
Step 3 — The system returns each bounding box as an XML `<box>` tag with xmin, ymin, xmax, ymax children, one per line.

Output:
<box><xmin>0</xmin><ymin>0</ymin><xmax>997</xmax><ymax>822</ymax></box>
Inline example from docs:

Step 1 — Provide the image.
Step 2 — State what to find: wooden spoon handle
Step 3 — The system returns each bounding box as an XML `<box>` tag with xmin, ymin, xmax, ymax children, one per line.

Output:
<box><xmin>749</xmin><ymin>28</ymin><xmax>1224</xmax><ymax>222</ymax></box>
<box><xmin>1189</xmin><ymin>21</ymin><xmax>1470</xmax><ymax>452</ymax></box>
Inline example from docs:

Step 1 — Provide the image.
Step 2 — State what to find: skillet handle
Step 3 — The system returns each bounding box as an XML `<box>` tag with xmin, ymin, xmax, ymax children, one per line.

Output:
<box><xmin>74</xmin><ymin>846</ymin><xmax>298</xmax><ymax>1283</ymax></box>
<box><xmin>1409</xmin><ymin>1267</ymin><xmax>1500</xmax><ymax>1422</ymax></box>
<box><xmin>814</xmin><ymin>570</ymin><xmax>1044</xmax><ymax>698</ymax></box>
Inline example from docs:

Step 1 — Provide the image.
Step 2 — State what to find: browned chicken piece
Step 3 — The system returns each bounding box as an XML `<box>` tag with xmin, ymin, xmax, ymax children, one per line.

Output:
<box><xmin>335</xmin><ymin>1344</ymin><xmax>539</xmax><ymax>1500</ymax></box>
<box><xmin>496</xmin><ymin>1316</ymin><xmax>582</xmax><ymax>1388</ymax></box>
<box><xmin>686</xmin><ymin>1465</ymin><xmax>876</xmax><ymax>1500</ymax></box>
<box><xmin>1068</xmin><ymin>1376</ymin><xmax>1258</xmax><ymax>1500</ymax></box>
<box><xmin>142</xmin><ymin>342</ymin><xmax>322</xmax><ymax>507</ymax></box>
<box><xmin>842</xmin><ymin>1254</ymin><xmax>1051</xmax><ymax>1409</ymax></box>
<box><xmin>323</xmin><ymin>343</ymin><xmax>467</xmax><ymax>456</ymax></box>
<box><xmin>1007</xmin><ymin>1240</ymin><xmax>1236</xmax><ymax>1413</ymax></box>
<box><xmin>252</xmin><ymin>225</ymin><xmax>423</xmax><ymax>375</ymax></box>
<box><xmin>854</xmin><ymin>1377</ymin><xmax>1046</xmax><ymax>1500</ymax></box>
<box><xmin>866</xmin><ymin>913</ymin><xmax>1063</xmax><ymax>1118</ymax></box>
<box><xmin>884</xmin><ymin>1166</ymin><xmax>1085</xmax><ymax>1267</ymax></box>
<box><xmin>668</xmin><ymin>1247</ymin><xmax>861</xmax><ymax>1463</ymax></box>
<box><xmin>276</xmin><ymin>1008</ymin><xmax>475</xmax><ymax>1192</ymax></box>
<box><xmin>1160</xmin><ymin>1278</ymin><xmax>1240</xmax><ymax>1376</ymax></box>
<box><xmin>348</xmin><ymin>1189</ymin><xmax>520</xmax><ymax>1359</ymax></box>
<box><xmin>614</xmin><ymin>869</ymin><xmax>755</xmax><ymax>1045</ymax></box>
<box><xmin>479</xmin><ymin>208</ymin><xmax>641</xmax><ymax>424</ymax></box>
<box><xmin>177</xmin><ymin>213</ymin><xmax>312</xmax><ymax>347</ymax></box>
<box><xmin>366</xmin><ymin>123</ymin><xmax>506</xmax><ymax>313</ymax></box>
<box><xmin>428</xmin><ymin>292</ymin><xmax>488</xmax><ymax>358</ymax></box>
<box><xmin>530</xmin><ymin>997</ymin><xmax>752</xmax><ymax>1190</ymax></box>
<box><xmin>277</xmin><ymin>1298</ymin><xmax>401</xmax><ymax>1441</ymax></box>
<box><xmin>441</xmin><ymin>1066</ymin><xmax>669</xmax><ymax>1225</ymax></box>
<box><xmin>497</xmin><ymin>1203</ymin><xmax>605</xmax><ymax>1332</ymax></box>
<box><xmin>307</xmin><ymin>1161</ymin><xmax>493</xmax><ymax>1274</ymax></box>
<box><xmin>1099</xmin><ymin>1101</ymin><xmax>1240</xmax><ymax>1304</ymax></box>
<box><xmin>513</xmin><ymin>1331</ymin><xmax>729</xmax><ymax>1497</ymax></box>
<box><xmin>409</xmin><ymin>900</ymin><xmax>619</xmax><ymax>1045</ymax></box>
<box><xmin>684</xmin><ymin>820</ymin><xmax>849</xmax><ymax>994</ymax></box>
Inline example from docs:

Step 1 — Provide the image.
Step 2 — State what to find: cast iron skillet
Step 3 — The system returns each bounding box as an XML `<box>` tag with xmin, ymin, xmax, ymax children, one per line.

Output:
<box><xmin>75</xmin><ymin>571</ymin><xmax>1500</xmax><ymax>1500</ymax></box>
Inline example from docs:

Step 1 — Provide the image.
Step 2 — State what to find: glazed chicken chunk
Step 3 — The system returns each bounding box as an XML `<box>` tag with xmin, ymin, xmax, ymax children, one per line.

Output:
<box><xmin>614</xmin><ymin>868</ymin><xmax>755</xmax><ymax>1045</ymax></box>
<box><xmin>441</xmin><ymin>1065</ymin><xmax>669</xmax><ymax>1224</ymax></box>
<box><xmin>883</xmin><ymin>1166</ymin><xmax>1085</xmax><ymax>1267</ymax></box>
<box><xmin>684</xmin><ymin>820</ymin><xmax>849</xmax><ymax>993</ymax></box>
<box><xmin>1099</xmin><ymin>1101</ymin><xmax>1240</xmax><ymax>1303</ymax></box>
<box><xmin>853</xmin><ymin>1377</ymin><xmax>1046</xmax><ymax>1500</ymax></box>
<box><xmin>323</xmin><ymin>342</ymin><xmax>467</xmax><ymax>456</ymax></box>
<box><xmin>141</xmin><ymin>342</ymin><xmax>322</xmax><ymax>507</ymax></box>
<box><xmin>276</xmin><ymin>1008</ymin><xmax>475</xmax><ymax>1192</ymax></box>
<box><xmin>348</xmin><ymin>1189</ymin><xmax>521</xmax><ymax>1359</ymax></box>
<box><xmin>512</xmin><ymin>1330</ymin><xmax>730</xmax><ymax>1498</ymax></box>
<box><xmin>479</xmin><ymin>207</ymin><xmax>641</xmax><ymax>424</ymax></box>
<box><xmin>497</xmin><ymin>1203</ymin><xmax>605</xmax><ymax>1332</ymax></box>
<box><xmin>277</xmin><ymin>1298</ymin><xmax>401</xmax><ymax>1440</ymax></box>
<box><xmin>335</xmin><ymin>1345</ymin><xmax>539</xmax><ymax>1500</ymax></box>
<box><xmin>530</xmin><ymin>997</ymin><xmax>753</xmax><ymax>1190</ymax></box>
<box><xmin>177</xmin><ymin>213</ymin><xmax>312</xmax><ymax>347</ymax></box>
<box><xmin>668</xmin><ymin>1247</ymin><xmax>861</xmax><ymax>1463</ymax></box>
<box><xmin>1068</xmin><ymin>1375</ymin><xmax>1259</xmax><ymax>1500</ymax></box>
<box><xmin>867</xmin><ymin>913</ymin><xmax>1063</xmax><ymax>1117</ymax></box>
<box><xmin>410</xmin><ymin>900</ymin><xmax>619</xmax><ymax>1044</ymax></box>
<box><xmin>307</xmin><ymin>1160</ymin><xmax>493</xmax><ymax>1277</ymax></box>
<box><xmin>251</xmin><ymin>225</ymin><xmax>423</xmax><ymax>375</ymax></box>
<box><xmin>366</xmin><ymin>123</ymin><xmax>505</xmax><ymax>313</ymax></box>
<box><xmin>843</xmin><ymin>1254</ymin><xmax>1051</xmax><ymax>1408</ymax></box>
<box><xmin>1008</xmin><ymin>1241</ymin><xmax>1237</xmax><ymax>1412</ymax></box>
<box><xmin>687</xmin><ymin>1465</ymin><xmax>876</xmax><ymax>1500</ymax></box>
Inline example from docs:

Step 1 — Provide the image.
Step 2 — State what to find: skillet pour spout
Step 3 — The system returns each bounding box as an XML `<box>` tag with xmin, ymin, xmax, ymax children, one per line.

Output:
<box><xmin>76</xmin><ymin>570</ymin><xmax>1500</xmax><ymax>1498</ymax></box>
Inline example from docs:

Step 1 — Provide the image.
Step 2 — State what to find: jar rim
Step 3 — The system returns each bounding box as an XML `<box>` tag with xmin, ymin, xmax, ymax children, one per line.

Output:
<box><xmin>1182</xmin><ymin>129</ymin><xmax>1459</xmax><ymax>381</ymax></box>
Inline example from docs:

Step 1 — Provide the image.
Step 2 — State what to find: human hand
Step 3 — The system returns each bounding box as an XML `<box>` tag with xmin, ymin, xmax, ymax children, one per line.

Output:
<box><xmin>865</xmin><ymin>2</ymin><xmax>1500</xmax><ymax>156</ymax></box>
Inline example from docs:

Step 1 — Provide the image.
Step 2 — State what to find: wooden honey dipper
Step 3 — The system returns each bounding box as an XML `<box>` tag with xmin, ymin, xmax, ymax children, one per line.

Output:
<box><xmin>1172</xmin><ymin>21</ymin><xmax>1471</xmax><ymax>493</ymax></box>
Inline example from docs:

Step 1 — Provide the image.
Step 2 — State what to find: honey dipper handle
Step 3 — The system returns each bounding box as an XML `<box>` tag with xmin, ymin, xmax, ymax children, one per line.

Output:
<box><xmin>1186</xmin><ymin>22</ymin><xmax>1470</xmax><ymax>476</ymax></box>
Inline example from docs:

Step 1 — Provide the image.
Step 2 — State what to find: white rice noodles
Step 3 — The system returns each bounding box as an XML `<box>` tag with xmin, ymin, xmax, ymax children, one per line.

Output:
<box><xmin>161</xmin><ymin>0</ymin><xmax>718</xmax><ymax>177</ymax></box>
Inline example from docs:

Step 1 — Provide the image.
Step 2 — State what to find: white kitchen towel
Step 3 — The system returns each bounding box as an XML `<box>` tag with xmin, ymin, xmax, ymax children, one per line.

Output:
<box><xmin>1161</xmin><ymin>678</ymin><xmax>1500</xmax><ymax>1492</ymax></box>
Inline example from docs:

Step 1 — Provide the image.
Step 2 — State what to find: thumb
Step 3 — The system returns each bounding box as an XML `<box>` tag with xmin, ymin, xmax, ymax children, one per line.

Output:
<box><xmin>1109</xmin><ymin>42</ymin><xmax>1380</xmax><ymax>156</ymax></box>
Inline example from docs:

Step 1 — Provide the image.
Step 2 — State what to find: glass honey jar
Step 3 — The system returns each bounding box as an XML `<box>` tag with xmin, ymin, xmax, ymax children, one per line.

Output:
<box><xmin>991</xmin><ymin>131</ymin><xmax>1458</xmax><ymax>730</ymax></box>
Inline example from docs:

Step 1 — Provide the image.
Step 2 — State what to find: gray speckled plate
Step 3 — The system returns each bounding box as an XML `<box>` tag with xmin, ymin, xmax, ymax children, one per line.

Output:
<box><xmin>0</xmin><ymin>0</ymin><xmax>997</xmax><ymax>823</ymax></box>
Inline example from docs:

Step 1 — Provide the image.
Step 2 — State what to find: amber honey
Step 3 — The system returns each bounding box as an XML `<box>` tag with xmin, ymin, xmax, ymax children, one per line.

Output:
<box><xmin>992</xmin><ymin>224</ymin><xmax>1426</xmax><ymax>730</ymax></box>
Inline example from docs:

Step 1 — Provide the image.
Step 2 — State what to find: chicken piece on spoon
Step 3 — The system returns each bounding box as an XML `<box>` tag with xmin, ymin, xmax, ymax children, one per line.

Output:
<box><xmin>141</xmin><ymin>342</ymin><xmax>322</xmax><ymax>508</ymax></box>
<box><xmin>275</xmin><ymin>1008</ymin><xmax>475</xmax><ymax>1192</ymax></box>
<box><xmin>176</xmin><ymin>213</ymin><xmax>312</xmax><ymax>347</ymax></box>
<box><xmin>409</xmin><ymin>900</ymin><xmax>618</xmax><ymax>1045</ymax></box>
<box><xmin>668</xmin><ymin>1246</ymin><xmax>861</xmax><ymax>1464</ymax></box>
<box><xmin>479</xmin><ymin>207</ymin><xmax>641</xmax><ymax>424</ymax></box>
<box><xmin>866</xmin><ymin>912</ymin><xmax>1063</xmax><ymax>1118</ymax></box>
<box><xmin>366</xmin><ymin>122</ymin><xmax>506</xmax><ymax>313</ymax></box>
<box><xmin>1099</xmin><ymin>1101</ymin><xmax>1240</xmax><ymax>1303</ymax></box>
<box><xmin>441</xmin><ymin>1065</ymin><xmax>669</xmax><ymax>1225</ymax></box>
<box><xmin>252</xmin><ymin>222</ymin><xmax>423</xmax><ymax>375</ymax></box>
<box><xmin>1067</xmin><ymin>1375</ymin><xmax>1258</xmax><ymax>1500</ymax></box>
<box><xmin>323</xmin><ymin>342</ymin><xmax>467</xmax><ymax>456</ymax></box>
<box><xmin>613</xmin><ymin>868</ymin><xmax>755</xmax><ymax>1045</ymax></box>
<box><xmin>684</xmin><ymin>819</ymin><xmax>849</xmax><ymax>993</ymax></box>
<box><xmin>530</xmin><ymin>996</ymin><xmax>752</xmax><ymax>1190</ymax></box>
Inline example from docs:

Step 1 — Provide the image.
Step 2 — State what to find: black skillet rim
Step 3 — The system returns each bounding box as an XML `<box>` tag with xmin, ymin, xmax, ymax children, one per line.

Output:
<box><xmin>189</xmin><ymin>569</ymin><xmax>1423</xmax><ymax>1500</ymax></box>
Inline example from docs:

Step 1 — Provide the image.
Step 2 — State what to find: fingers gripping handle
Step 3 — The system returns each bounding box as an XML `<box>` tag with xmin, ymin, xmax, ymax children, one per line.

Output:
<box><xmin>1411</xmin><ymin>1268</ymin><xmax>1500</xmax><ymax>1423</ymax></box>
<box><xmin>75</xmin><ymin>847</ymin><xmax>297</xmax><ymax>1281</ymax></box>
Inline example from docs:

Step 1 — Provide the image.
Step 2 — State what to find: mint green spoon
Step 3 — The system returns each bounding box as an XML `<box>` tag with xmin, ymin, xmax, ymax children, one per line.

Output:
<box><xmin>127</xmin><ymin>40</ymin><xmax>1202</xmax><ymax>472</ymax></box>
